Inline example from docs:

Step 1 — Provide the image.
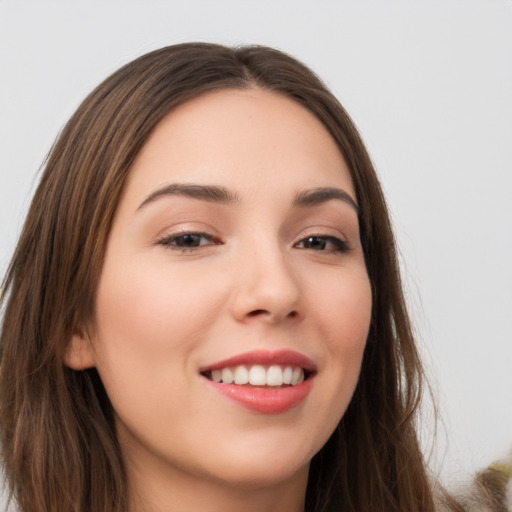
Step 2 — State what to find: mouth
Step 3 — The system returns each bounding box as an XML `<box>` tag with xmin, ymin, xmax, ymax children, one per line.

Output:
<box><xmin>201</xmin><ymin>365</ymin><xmax>313</xmax><ymax>388</ymax></box>
<box><xmin>199</xmin><ymin>350</ymin><xmax>317</xmax><ymax>414</ymax></box>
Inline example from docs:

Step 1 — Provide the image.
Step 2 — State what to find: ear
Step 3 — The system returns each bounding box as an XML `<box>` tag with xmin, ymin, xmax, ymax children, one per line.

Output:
<box><xmin>64</xmin><ymin>330</ymin><xmax>96</xmax><ymax>370</ymax></box>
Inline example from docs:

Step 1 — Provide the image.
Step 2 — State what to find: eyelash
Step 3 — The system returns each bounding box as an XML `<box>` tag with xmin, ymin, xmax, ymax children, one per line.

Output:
<box><xmin>157</xmin><ymin>232</ymin><xmax>220</xmax><ymax>251</ymax></box>
<box><xmin>294</xmin><ymin>235</ymin><xmax>350</xmax><ymax>254</ymax></box>
<box><xmin>157</xmin><ymin>232</ymin><xmax>350</xmax><ymax>254</ymax></box>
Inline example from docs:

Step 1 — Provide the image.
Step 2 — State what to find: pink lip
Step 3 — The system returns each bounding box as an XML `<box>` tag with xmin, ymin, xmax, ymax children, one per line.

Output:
<box><xmin>200</xmin><ymin>350</ymin><xmax>316</xmax><ymax>415</ymax></box>
<box><xmin>206</xmin><ymin>379</ymin><xmax>314</xmax><ymax>414</ymax></box>
<box><xmin>199</xmin><ymin>349</ymin><xmax>317</xmax><ymax>373</ymax></box>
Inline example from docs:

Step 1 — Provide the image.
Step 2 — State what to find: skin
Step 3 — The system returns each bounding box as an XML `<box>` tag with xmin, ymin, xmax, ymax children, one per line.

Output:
<box><xmin>67</xmin><ymin>89</ymin><xmax>372</xmax><ymax>512</ymax></box>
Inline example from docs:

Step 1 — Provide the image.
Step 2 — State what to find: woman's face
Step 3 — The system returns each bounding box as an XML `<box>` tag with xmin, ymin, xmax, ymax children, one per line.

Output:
<box><xmin>69</xmin><ymin>89</ymin><xmax>372</xmax><ymax>495</ymax></box>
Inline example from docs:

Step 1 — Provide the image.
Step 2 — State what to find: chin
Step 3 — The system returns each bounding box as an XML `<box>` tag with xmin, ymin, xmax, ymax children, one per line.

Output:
<box><xmin>198</xmin><ymin>436</ymin><xmax>315</xmax><ymax>490</ymax></box>
<box><xmin>208</xmin><ymin>457</ymin><xmax>310</xmax><ymax>491</ymax></box>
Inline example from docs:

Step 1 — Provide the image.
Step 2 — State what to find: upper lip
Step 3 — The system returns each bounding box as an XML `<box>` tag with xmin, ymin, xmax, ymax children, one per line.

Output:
<box><xmin>199</xmin><ymin>349</ymin><xmax>317</xmax><ymax>373</ymax></box>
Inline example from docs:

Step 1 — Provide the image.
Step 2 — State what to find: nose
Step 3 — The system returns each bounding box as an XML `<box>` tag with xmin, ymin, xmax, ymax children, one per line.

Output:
<box><xmin>229</xmin><ymin>243</ymin><xmax>303</xmax><ymax>325</ymax></box>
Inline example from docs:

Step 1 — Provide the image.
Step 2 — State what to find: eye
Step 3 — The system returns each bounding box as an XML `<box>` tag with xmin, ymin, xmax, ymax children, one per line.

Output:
<box><xmin>158</xmin><ymin>232</ymin><xmax>220</xmax><ymax>251</ymax></box>
<box><xmin>295</xmin><ymin>235</ymin><xmax>350</xmax><ymax>253</ymax></box>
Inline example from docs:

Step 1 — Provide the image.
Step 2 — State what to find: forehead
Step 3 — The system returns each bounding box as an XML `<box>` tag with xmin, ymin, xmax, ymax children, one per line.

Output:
<box><xmin>122</xmin><ymin>88</ymin><xmax>355</xmax><ymax>209</ymax></box>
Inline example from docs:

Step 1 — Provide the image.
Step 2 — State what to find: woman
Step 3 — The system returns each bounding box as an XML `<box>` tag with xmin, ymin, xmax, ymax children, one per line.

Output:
<box><xmin>0</xmin><ymin>42</ymin><xmax>507</xmax><ymax>512</ymax></box>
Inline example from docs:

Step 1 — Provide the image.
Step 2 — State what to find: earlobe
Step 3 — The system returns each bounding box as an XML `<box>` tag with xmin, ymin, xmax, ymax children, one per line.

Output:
<box><xmin>65</xmin><ymin>332</ymin><xmax>96</xmax><ymax>370</ymax></box>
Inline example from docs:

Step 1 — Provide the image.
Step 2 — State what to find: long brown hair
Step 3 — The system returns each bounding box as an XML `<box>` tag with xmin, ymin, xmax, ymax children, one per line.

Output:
<box><xmin>1</xmin><ymin>42</ymin><xmax>436</xmax><ymax>512</ymax></box>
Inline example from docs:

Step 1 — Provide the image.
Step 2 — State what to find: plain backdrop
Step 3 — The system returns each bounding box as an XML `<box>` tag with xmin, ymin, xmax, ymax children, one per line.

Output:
<box><xmin>1</xmin><ymin>0</ymin><xmax>511</xmax><ymax>496</ymax></box>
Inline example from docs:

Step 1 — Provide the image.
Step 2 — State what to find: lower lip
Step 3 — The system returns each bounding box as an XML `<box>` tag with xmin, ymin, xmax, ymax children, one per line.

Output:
<box><xmin>205</xmin><ymin>378</ymin><xmax>313</xmax><ymax>414</ymax></box>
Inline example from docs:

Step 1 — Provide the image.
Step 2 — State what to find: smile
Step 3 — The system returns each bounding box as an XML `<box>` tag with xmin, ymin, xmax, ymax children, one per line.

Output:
<box><xmin>202</xmin><ymin>365</ymin><xmax>306</xmax><ymax>387</ymax></box>
<box><xmin>200</xmin><ymin>350</ymin><xmax>316</xmax><ymax>414</ymax></box>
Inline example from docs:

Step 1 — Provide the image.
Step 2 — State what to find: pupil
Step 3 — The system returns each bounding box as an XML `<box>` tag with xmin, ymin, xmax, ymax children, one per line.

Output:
<box><xmin>181</xmin><ymin>234</ymin><xmax>199</xmax><ymax>246</ymax></box>
<box><xmin>308</xmin><ymin>237</ymin><xmax>326</xmax><ymax>250</ymax></box>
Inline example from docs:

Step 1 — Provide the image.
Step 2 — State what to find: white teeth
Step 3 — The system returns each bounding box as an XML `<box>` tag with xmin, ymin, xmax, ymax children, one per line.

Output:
<box><xmin>208</xmin><ymin>365</ymin><xmax>306</xmax><ymax>387</ymax></box>
<box><xmin>233</xmin><ymin>366</ymin><xmax>249</xmax><ymax>385</ymax></box>
<box><xmin>221</xmin><ymin>368</ymin><xmax>234</xmax><ymax>384</ymax></box>
<box><xmin>267</xmin><ymin>365</ymin><xmax>283</xmax><ymax>386</ymax></box>
<box><xmin>248</xmin><ymin>365</ymin><xmax>267</xmax><ymax>385</ymax></box>
<box><xmin>291</xmin><ymin>367</ymin><xmax>302</xmax><ymax>385</ymax></box>
<box><xmin>211</xmin><ymin>370</ymin><xmax>222</xmax><ymax>383</ymax></box>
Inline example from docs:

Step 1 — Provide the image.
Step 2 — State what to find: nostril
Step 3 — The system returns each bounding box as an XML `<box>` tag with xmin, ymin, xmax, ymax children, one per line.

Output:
<box><xmin>248</xmin><ymin>309</ymin><xmax>268</xmax><ymax>317</ymax></box>
<box><xmin>246</xmin><ymin>309</ymin><xmax>298</xmax><ymax>319</ymax></box>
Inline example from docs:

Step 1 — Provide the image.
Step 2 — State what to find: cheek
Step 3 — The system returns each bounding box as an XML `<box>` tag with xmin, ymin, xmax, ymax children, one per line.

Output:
<box><xmin>89</xmin><ymin>259</ymin><xmax>230</xmax><ymax>451</ymax></box>
<box><xmin>90</xmin><ymin>259</ymin><xmax>225</xmax><ymax>397</ymax></box>
<box><xmin>95</xmin><ymin>258</ymin><xmax>219</xmax><ymax>346</ymax></box>
<box><xmin>279</xmin><ymin>267</ymin><xmax>371</xmax><ymax>460</ymax></box>
<box><xmin>313</xmin><ymin>268</ymin><xmax>372</xmax><ymax>353</ymax></box>
<box><xmin>308</xmin><ymin>268</ymin><xmax>372</xmax><ymax>412</ymax></box>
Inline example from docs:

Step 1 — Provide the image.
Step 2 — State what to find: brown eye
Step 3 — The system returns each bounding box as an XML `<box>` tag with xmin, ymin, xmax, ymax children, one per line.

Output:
<box><xmin>171</xmin><ymin>234</ymin><xmax>206</xmax><ymax>247</ymax></box>
<box><xmin>295</xmin><ymin>236</ymin><xmax>349</xmax><ymax>253</ymax></box>
<box><xmin>158</xmin><ymin>232</ymin><xmax>219</xmax><ymax>251</ymax></box>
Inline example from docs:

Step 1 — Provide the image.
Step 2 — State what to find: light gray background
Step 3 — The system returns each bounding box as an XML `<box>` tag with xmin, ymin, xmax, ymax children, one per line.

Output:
<box><xmin>1</xmin><ymin>0</ymin><xmax>511</xmax><ymax>494</ymax></box>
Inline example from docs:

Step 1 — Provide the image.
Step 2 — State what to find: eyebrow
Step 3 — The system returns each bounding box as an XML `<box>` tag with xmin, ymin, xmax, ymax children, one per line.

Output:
<box><xmin>292</xmin><ymin>187</ymin><xmax>359</xmax><ymax>212</ymax></box>
<box><xmin>138</xmin><ymin>183</ymin><xmax>240</xmax><ymax>210</ymax></box>
<box><xmin>137</xmin><ymin>183</ymin><xmax>358</xmax><ymax>213</ymax></box>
